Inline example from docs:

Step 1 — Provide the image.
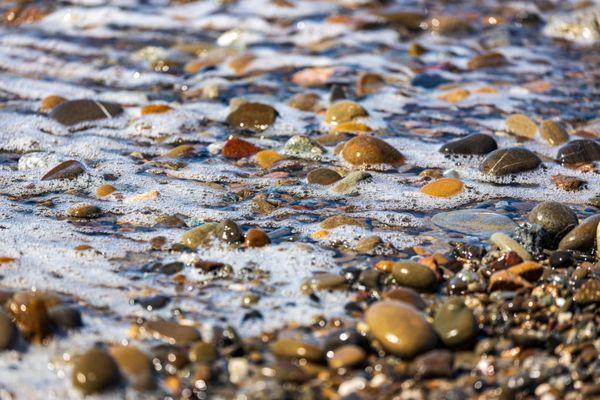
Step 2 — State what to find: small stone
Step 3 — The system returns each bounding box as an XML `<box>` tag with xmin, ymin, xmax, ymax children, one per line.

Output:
<box><xmin>221</xmin><ymin>137</ymin><xmax>261</xmax><ymax>159</ymax></box>
<box><xmin>41</xmin><ymin>160</ymin><xmax>85</xmax><ymax>181</ymax></box>
<box><xmin>480</xmin><ymin>147</ymin><xmax>541</xmax><ymax>176</ymax></box>
<box><xmin>490</xmin><ymin>232</ymin><xmax>531</xmax><ymax>261</ymax></box>
<box><xmin>558</xmin><ymin>214</ymin><xmax>600</xmax><ymax>251</ymax></box>
<box><xmin>144</xmin><ymin>320</ymin><xmax>201</xmax><ymax>344</ymax></box>
<box><xmin>244</xmin><ymin>229</ymin><xmax>270</xmax><ymax>247</ymax></box>
<box><xmin>420</xmin><ymin>178</ymin><xmax>464</xmax><ymax>198</ymax></box>
<box><xmin>383</xmin><ymin>287</ymin><xmax>427</xmax><ymax>310</ymax></box>
<box><xmin>325</xmin><ymin>101</ymin><xmax>368</xmax><ymax>125</ymax></box>
<box><xmin>327</xmin><ymin>344</ymin><xmax>366</xmax><ymax>369</ymax></box>
<box><xmin>282</xmin><ymin>136</ymin><xmax>325</xmax><ymax>160</ymax></box>
<box><xmin>408</xmin><ymin>42</ymin><xmax>428</xmax><ymax>57</ymax></box>
<box><xmin>392</xmin><ymin>261</ymin><xmax>436</xmax><ymax>291</ymax></box>
<box><xmin>341</xmin><ymin>136</ymin><xmax>404</xmax><ymax>167</ymax></box>
<box><xmin>409</xmin><ymin>350</ymin><xmax>454</xmax><ymax>378</ymax></box>
<box><xmin>354</xmin><ymin>235</ymin><xmax>382</xmax><ymax>254</ymax></box>
<box><xmin>411</xmin><ymin>73</ymin><xmax>450</xmax><ymax>89</ymax></box>
<box><xmin>439</xmin><ymin>134</ymin><xmax>498</xmax><ymax>155</ymax></box>
<box><xmin>432</xmin><ymin>209</ymin><xmax>516</xmax><ymax>237</ymax></box>
<box><xmin>549</xmin><ymin>251</ymin><xmax>574</xmax><ymax>268</ymax></box>
<box><xmin>133</xmin><ymin>295</ymin><xmax>170</xmax><ymax>311</ymax></box>
<box><xmin>40</xmin><ymin>95</ymin><xmax>66</xmax><ymax>112</ymax></box>
<box><xmin>320</xmin><ymin>215</ymin><xmax>363</xmax><ymax>229</ymax></box>
<box><xmin>225</xmin><ymin>102</ymin><xmax>277</xmax><ymax>131</ymax></box>
<box><xmin>67</xmin><ymin>203</ymin><xmax>101</xmax><ymax>219</ymax></box>
<box><xmin>51</xmin><ymin>99</ymin><xmax>123</xmax><ymax>126</ymax></box>
<box><xmin>96</xmin><ymin>184</ymin><xmax>116</xmax><ymax>197</ymax></box>
<box><xmin>179</xmin><ymin>223</ymin><xmax>218</xmax><ymax>249</ymax></box>
<box><xmin>109</xmin><ymin>345</ymin><xmax>155</xmax><ymax>391</ymax></box>
<box><xmin>329</xmin><ymin>84</ymin><xmax>347</xmax><ymax>103</ymax></box>
<box><xmin>270</xmin><ymin>338</ymin><xmax>322</xmax><ymax>361</ymax></box>
<box><xmin>330</xmin><ymin>171</ymin><xmax>371</xmax><ymax>195</ymax></box>
<box><xmin>140</xmin><ymin>104</ymin><xmax>172</xmax><ymax>115</ymax></box>
<box><xmin>356</xmin><ymin>73</ymin><xmax>384</xmax><ymax>96</ymax></box>
<box><xmin>507</xmin><ymin>261</ymin><xmax>543</xmax><ymax>282</ymax></box>
<box><xmin>189</xmin><ymin>341</ymin><xmax>217</xmax><ymax>363</ymax></box>
<box><xmin>307</xmin><ymin>168</ymin><xmax>342</xmax><ymax>185</ymax></box>
<box><xmin>539</xmin><ymin>120</ymin><xmax>568</xmax><ymax>146</ymax></box>
<box><xmin>214</xmin><ymin>220</ymin><xmax>243</xmax><ymax>245</ymax></box>
<box><xmin>255</xmin><ymin>150</ymin><xmax>284</xmax><ymax>169</ymax></box>
<box><xmin>163</xmin><ymin>144</ymin><xmax>195</xmax><ymax>158</ymax></box>
<box><xmin>573</xmin><ymin>279</ymin><xmax>600</xmax><ymax>305</ymax></box>
<box><xmin>288</xmin><ymin>92</ymin><xmax>320</xmax><ymax>112</ymax></box>
<box><xmin>488</xmin><ymin>270</ymin><xmax>533</xmax><ymax>291</ymax></box>
<box><xmin>301</xmin><ymin>273</ymin><xmax>347</xmax><ymax>293</ymax></box>
<box><xmin>438</xmin><ymin>88</ymin><xmax>470</xmax><ymax>103</ymax></box>
<box><xmin>7</xmin><ymin>291</ymin><xmax>52</xmax><ymax>343</ymax></box>
<box><xmin>0</xmin><ymin>310</ymin><xmax>16</xmax><ymax>350</ymax></box>
<box><xmin>48</xmin><ymin>305</ymin><xmax>83</xmax><ymax>330</ymax></box>
<box><xmin>556</xmin><ymin>139</ymin><xmax>600</xmax><ymax>164</ymax></box>
<box><xmin>467</xmin><ymin>52</ymin><xmax>508</xmax><ymax>69</ymax></box>
<box><xmin>364</xmin><ymin>300</ymin><xmax>437</xmax><ymax>358</ymax></box>
<box><xmin>551</xmin><ymin>174</ymin><xmax>586</xmax><ymax>191</ymax></box>
<box><xmin>505</xmin><ymin>114</ymin><xmax>537</xmax><ymax>138</ymax></box>
<box><xmin>72</xmin><ymin>349</ymin><xmax>120</xmax><ymax>394</ymax></box>
<box><xmin>528</xmin><ymin>202</ymin><xmax>578</xmax><ymax>234</ymax></box>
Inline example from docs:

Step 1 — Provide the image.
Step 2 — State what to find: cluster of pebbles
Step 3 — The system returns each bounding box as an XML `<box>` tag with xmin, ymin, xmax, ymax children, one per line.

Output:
<box><xmin>0</xmin><ymin>0</ymin><xmax>599</xmax><ymax>399</ymax></box>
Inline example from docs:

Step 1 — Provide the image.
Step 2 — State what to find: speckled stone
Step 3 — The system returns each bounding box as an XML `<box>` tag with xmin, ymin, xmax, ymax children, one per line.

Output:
<box><xmin>539</xmin><ymin>120</ymin><xmax>568</xmax><ymax>146</ymax></box>
<box><xmin>528</xmin><ymin>202</ymin><xmax>578</xmax><ymax>234</ymax></box>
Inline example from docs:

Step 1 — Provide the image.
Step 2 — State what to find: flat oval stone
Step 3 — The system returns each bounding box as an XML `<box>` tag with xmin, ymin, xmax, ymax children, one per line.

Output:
<box><xmin>433</xmin><ymin>298</ymin><xmax>477</xmax><ymax>347</ymax></box>
<box><xmin>556</xmin><ymin>139</ymin><xmax>600</xmax><ymax>164</ymax></box>
<box><xmin>392</xmin><ymin>261</ymin><xmax>437</xmax><ymax>291</ymax></box>
<box><xmin>505</xmin><ymin>114</ymin><xmax>537</xmax><ymax>138</ymax></box>
<box><xmin>109</xmin><ymin>345</ymin><xmax>155</xmax><ymax>391</ymax></box>
<box><xmin>383</xmin><ymin>287</ymin><xmax>427</xmax><ymax>310</ymax></box>
<box><xmin>540</xmin><ymin>120</ymin><xmax>568</xmax><ymax>146</ymax></box>
<box><xmin>72</xmin><ymin>349</ymin><xmax>120</xmax><ymax>394</ymax></box>
<box><xmin>0</xmin><ymin>310</ymin><xmax>16</xmax><ymax>350</ymax></box>
<box><xmin>41</xmin><ymin>160</ymin><xmax>85</xmax><ymax>181</ymax></box>
<box><xmin>307</xmin><ymin>168</ymin><xmax>342</xmax><ymax>185</ymax></box>
<box><xmin>270</xmin><ymin>338</ymin><xmax>322</xmax><ymax>361</ymax></box>
<box><xmin>51</xmin><ymin>99</ymin><xmax>123</xmax><ymax>126</ymax></box>
<box><xmin>467</xmin><ymin>52</ymin><xmax>507</xmax><ymax>69</ymax></box>
<box><xmin>420</xmin><ymin>178</ymin><xmax>464</xmax><ymax>198</ymax></box>
<box><xmin>225</xmin><ymin>102</ymin><xmax>277</xmax><ymax>131</ymax></box>
<box><xmin>528</xmin><ymin>202</ymin><xmax>578</xmax><ymax>234</ymax></box>
<box><xmin>490</xmin><ymin>232</ymin><xmax>531</xmax><ymax>261</ymax></box>
<box><xmin>255</xmin><ymin>150</ymin><xmax>285</xmax><ymax>169</ymax></box>
<box><xmin>67</xmin><ymin>203</ymin><xmax>101</xmax><ymax>219</ymax></box>
<box><xmin>327</xmin><ymin>344</ymin><xmax>366</xmax><ymax>369</ymax></box>
<box><xmin>96</xmin><ymin>184</ymin><xmax>116</xmax><ymax>197</ymax></box>
<box><xmin>179</xmin><ymin>223</ymin><xmax>218</xmax><ymax>249</ymax></box>
<box><xmin>330</xmin><ymin>171</ymin><xmax>372</xmax><ymax>195</ymax></box>
<box><xmin>479</xmin><ymin>147</ymin><xmax>541</xmax><ymax>176</ymax></box>
<box><xmin>341</xmin><ymin>136</ymin><xmax>404</xmax><ymax>167</ymax></box>
<box><xmin>558</xmin><ymin>214</ymin><xmax>600</xmax><ymax>251</ymax></box>
<box><xmin>288</xmin><ymin>92</ymin><xmax>320</xmax><ymax>112</ymax></box>
<box><xmin>431</xmin><ymin>209</ymin><xmax>516</xmax><ymax>238</ymax></box>
<box><xmin>439</xmin><ymin>133</ymin><xmax>498</xmax><ymax>155</ymax></box>
<box><xmin>364</xmin><ymin>300</ymin><xmax>436</xmax><ymax>358</ymax></box>
<box><xmin>301</xmin><ymin>273</ymin><xmax>346</xmax><ymax>293</ymax></box>
<box><xmin>144</xmin><ymin>320</ymin><xmax>201</xmax><ymax>344</ymax></box>
<box><xmin>320</xmin><ymin>215</ymin><xmax>362</xmax><ymax>229</ymax></box>
<box><xmin>325</xmin><ymin>101</ymin><xmax>368</xmax><ymax>125</ymax></box>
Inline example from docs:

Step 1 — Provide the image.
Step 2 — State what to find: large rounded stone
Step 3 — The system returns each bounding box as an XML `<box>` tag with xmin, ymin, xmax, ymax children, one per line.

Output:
<box><xmin>558</xmin><ymin>214</ymin><xmax>600</xmax><ymax>251</ymax></box>
<box><xmin>0</xmin><ymin>310</ymin><xmax>16</xmax><ymax>350</ymax></box>
<box><xmin>109</xmin><ymin>345</ymin><xmax>155</xmax><ymax>391</ymax></box>
<box><xmin>72</xmin><ymin>349</ymin><xmax>120</xmax><ymax>394</ymax></box>
<box><xmin>479</xmin><ymin>147</ymin><xmax>541</xmax><ymax>176</ymax></box>
<box><xmin>557</xmin><ymin>139</ymin><xmax>600</xmax><ymax>164</ymax></box>
<box><xmin>341</xmin><ymin>136</ymin><xmax>404</xmax><ymax>166</ymax></box>
<box><xmin>528</xmin><ymin>202</ymin><xmax>578</xmax><ymax>234</ymax></box>
<box><xmin>325</xmin><ymin>101</ymin><xmax>368</xmax><ymax>125</ymax></box>
<box><xmin>51</xmin><ymin>99</ymin><xmax>123</xmax><ymax>126</ymax></box>
<box><xmin>433</xmin><ymin>298</ymin><xmax>477</xmax><ymax>347</ymax></box>
<box><xmin>391</xmin><ymin>261</ymin><xmax>437</xmax><ymax>292</ymax></box>
<box><xmin>439</xmin><ymin>133</ymin><xmax>498</xmax><ymax>155</ymax></box>
<box><xmin>225</xmin><ymin>102</ymin><xmax>277</xmax><ymax>131</ymax></box>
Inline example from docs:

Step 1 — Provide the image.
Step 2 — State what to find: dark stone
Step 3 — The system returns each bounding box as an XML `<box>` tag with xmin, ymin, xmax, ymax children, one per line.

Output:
<box><xmin>480</xmin><ymin>147</ymin><xmax>541</xmax><ymax>176</ymax></box>
<box><xmin>411</xmin><ymin>73</ymin><xmax>450</xmax><ymax>89</ymax></box>
<box><xmin>549</xmin><ymin>251</ymin><xmax>574</xmax><ymax>268</ymax></box>
<box><xmin>51</xmin><ymin>99</ymin><xmax>123</xmax><ymax>126</ymax></box>
<box><xmin>557</xmin><ymin>140</ymin><xmax>600</xmax><ymax>164</ymax></box>
<box><xmin>440</xmin><ymin>134</ymin><xmax>498</xmax><ymax>155</ymax></box>
<box><xmin>48</xmin><ymin>305</ymin><xmax>83</xmax><ymax>330</ymax></box>
<box><xmin>409</xmin><ymin>349</ymin><xmax>454</xmax><ymax>378</ymax></box>
<box><xmin>133</xmin><ymin>295</ymin><xmax>170</xmax><ymax>311</ymax></box>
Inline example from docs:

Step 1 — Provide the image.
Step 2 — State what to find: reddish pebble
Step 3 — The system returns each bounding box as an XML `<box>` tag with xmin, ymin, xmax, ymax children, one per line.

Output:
<box><xmin>221</xmin><ymin>137</ymin><xmax>261</xmax><ymax>159</ymax></box>
<box><xmin>244</xmin><ymin>229</ymin><xmax>270</xmax><ymax>247</ymax></box>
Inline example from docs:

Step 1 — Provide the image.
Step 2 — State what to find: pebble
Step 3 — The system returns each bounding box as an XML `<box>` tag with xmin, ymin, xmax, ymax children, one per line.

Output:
<box><xmin>356</xmin><ymin>73</ymin><xmax>384</xmax><ymax>96</ymax></box>
<box><xmin>433</xmin><ymin>298</ymin><xmax>477</xmax><ymax>348</ymax></box>
<box><xmin>327</xmin><ymin>344</ymin><xmax>366</xmax><ymax>369</ymax></box>
<box><xmin>221</xmin><ymin>137</ymin><xmax>261</xmax><ymax>159</ymax></box>
<box><xmin>364</xmin><ymin>300</ymin><xmax>437</xmax><ymax>358</ymax></box>
<box><xmin>539</xmin><ymin>120</ymin><xmax>568</xmax><ymax>145</ymax></box>
<box><xmin>163</xmin><ymin>144</ymin><xmax>195</xmax><ymax>158</ymax></box>
<box><xmin>325</xmin><ymin>101</ymin><xmax>368</xmax><ymax>125</ymax></box>
<box><xmin>48</xmin><ymin>305</ymin><xmax>83</xmax><ymax>330</ymax></box>
<box><xmin>96</xmin><ymin>184</ymin><xmax>116</xmax><ymax>197</ymax></box>
<box><xmin>409</xmin><ymin>350</ymin><xmax>454</xmax><ymax>378</ymax></box>
<box><xmin>109</xmin><ymin>345</ymin><xmax>155</xmax><ymax>391</ymax></box>
<box><xmin>7</xmin><ymin>291</ymin><xmax>52</xmax><ymax>343</ymax></box>
<box><xmin>255</xmin><ymin>150</ymin><xmax>284</xmax><ymax>169</ymax></box>
<box><xmin>383</xmin><ymin>287</ymin><xmax>427</xmax><ymax>310</ymax></box>
<box><xmin>307</xmin><ymin>168</ymin><xmax>342</xmax><ymax>185</ymax></box>
<box><xmin>411</xmin><ymin>73</ymin><xmax>449</xmax><ymax>89</ymax></box>
<box><xmin>438</xmin><ymin>88</ymin><xmax>470</xmax><ymax>103</ymax></box>
<box><xmin>549</xmin><ymin>251</ymin><xmax>574</xmax><ymax>268</ymax></box>
<box><xmin>507</xmin><ymin>261</ymin><xmax>543</xmax><ymax>282</ymax></box>
<box><xmin>179</xmin><ymin>223</ymin><xmax>218</xmax><ymax>249</ymax></box>
<box><xmin>320</xmin><ymin>215</ymin><xmax>363</xmax><ymax>229</ymax></box>
<box><xmin>51</xmin><ymin>99</ymin><xmax>123</xmax><ymax>126</ymax></box>
<box><xmin>354</xmin><ymin>235</ymin><xmax>382</xmax><ymax>254</ymax></box>
<box><xmin>140</xmin><ymin>104</ymin><xmax>172</xmax><ymax>115</ymax></box>
<box><xmin>301</xmin><ymin>273</ymin><xmax>347</xmax><ymax>293</ymax></box>
<box><xmin>282</xmin><ymin>135</ymin><xmax>325</xmax><ymax>160</ymax></box>
<box><xmin>67</xmin><ymin>203</ymin><xmax>101</xmax><ymax>219</ymax></box>
<box><xmin>225</xmin><ymin>102</ymin><xmax>277</xmax><ymax>131</ymax></box>
<box><xmin>71</xmin><ymin>349</ymin><xmax>120</xmax><ymax>394</ymax></box>
<box><xmin>270</xmin><ymin>338</ymin><xmax>322</xmax><ymax>361</ymax></box>
<box><xmin>556</xmin><ymin>139</ymin><xmax>600</xmax><ymax>164</ymax></box>
<box><xmin>288</xmin><ymin>92</ymin><xmax>320</xmax><ymax>112</ymax></box>
<box><xmin>144</xmin><ymin>320</ymin><xmax>201</xmax><ymax>344</ymax></box>
<box><xmin>479</xmin><ymin>147</ymin><xmax>541</xmax><ymax>176</ymax></box>
<box><xmin>392</xmin><ymin>261</ymin><xmax>437</xmax><ymax>291</ymax></box>
<box><xmin>467</xmin><ymin>52</ymin><xmax>508</xmax><ymax>69</ymax></box>
<box><xmin>214</xmin><ymin>219</ymin><xmax>243</xmax><ymax>245</ymax></box>
<box><xmin>244</xmin><ymin>228</ymin><xmax>270</xmax><ymax>247</ymax></box>
<box><xmin>439</xmin><ymin>133</ymin><xmax>498</xmax><ymax>155</ymax></box>
<box><xmin>39</xmin><ymin>95</ymin><xmax>66</xmax><ymax>112</ymax></box>
<box><xmin>573</xmin><ymin>279</ymin><xmax>600</xmax><ymax>305</ymax></box>
<box><xmin>341</xmin><ymin>136</ymin><xmax>404</xmax><ymax>167</ymax></box>
<box><xmin>551</xmin><ymin>174</ymin><xmax>586</xmax><ymax>191</ymax></box>
<box><xmin>558</xmin><ymin>214</ymin><xmax>600</xmax><ymax>251</ymax></box>
<box><xmin>488</xmin><ymin>270</ymin><xmax>533</xmax><ymax>291</ymax></box>
<box><xmin>420</xmin><ymin>178</ymin><xmax>464</xmax><ymax>198</ymax></box>
<box><xmin>505</xmin><ymin>114</ymin><xmax>537</xmax><ymax>138</ymax></box>
<box><xmin>432</xmin><ymin>209</ymin><xmax>516</xmax><ymax>237</ymax></box>
<box><xmin>528</xmin><ymin>202</ymin><xmax>578</xmax><ymax>234</ymax></box>
<box><xmin>189</xmin><ymin>341</ymin><xmax>217</xmax><ymax>363</ymax></box>
<box><xmin>490</xmin><ymin>232</ymin><xmax>532</xmax><ymax>261</ymax></box>
<box><xmin>330</xmin><ymin>171</ymin><xmax>371</xmax><ymax>195</ymax></box>
<box><xmin>41</xmin><ymin>160</ymin><xmax>85</xmax><ymax>181</ymax></box>
<box><xmin>0</xmin><ymin>310</ymin><xmax>16</xmax><ymax>350</ymax></box>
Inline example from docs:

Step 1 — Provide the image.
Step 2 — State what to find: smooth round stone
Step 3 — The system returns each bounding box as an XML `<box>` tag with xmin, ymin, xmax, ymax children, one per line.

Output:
<box><xmin>505</xmin><ymin>114</ymin><xmax>537</xmax><ymax>138</ymax></box>
<box><xmin>144</xmin><ymin>320</ymin><xmax>201</xmax><ymax>344</ymax></box>
<box><xmin>354</xmin><ymin>235</ymin><xmax>382</xmax><ymax>254</ymax></box>
<box><xmin>0</xmin><ymin>310</ymin><xmax>16</xmax><ymax>350</ymax></box>
<box><xmin>549</xmin><ymin>251</ymin><xmax>574</xmax><ymax>268</ymax></box>
<box><xmin>67</xmin><ymin>203</ymin><xmax>101</xmax><ymax>219</ymax></box>
<box><xmin>382</xmin><ymin>287</ymin><xmax>427</xmax><ymax>310</ymax></box>
<box><xmin>330</xmin><ymin>171</ymin><xmax>372</xmax><ymax>195</ymax></box>
<box><xmin>356</xmin><ymin>72</ymin><xmax>384</xmax><ymax>96</ymax></box>
<box><xmin>48</xmin><ymin>305</ymin><xmax>83</xmax><ymax>330</ymax></box>
<box><xmin>163</xmin><ymin>144</ymin><xmax>195</xmax><ymax>158</ymax></box>
<box><xmin>467</xmin><ymin>52</ymin><xmax>507</xmax><ymax>69</ymax></box>
<box><xmin>151</xmin><ymin>344</ymin><xmax>190</xmax><ymax>371</ymax></box>
<box><xmin>490</xmin><ymin>232</ymin><xmax>531</xmax><ymax>261</ymax></box>
<box><xmin>341</xmin><ymin>136</ymin><xmax>405</xmax><ymax>167</ymax></box>
<box><xmin>307</xmin><ymin>168</ymin><xmax>342</xmax><ymax>185</ymax></box>
<box><xmin>7</xmin><ymin>292</ymin><xmax>52</xmax><ymax>343</ymax></box>
<box><xmin>225</xmin><ymin>102</ymin><xmax>277</xmax><ymax>131</ymax></box>
<box><xmin>301</xmin><ymin>273</ymin><xmax>347</xmax><ymax>293</ymax></box>
<box><xmin>539</xmin><ymin>120</ymin><xmax>568</xmax><ymax>146</ymax></box>
<box><xmin>364</xmin><ymin>300</ymin><xmax>436</xmax><ymax>358</ymax></box>
<box><xmin>479</xmin><ymin>147</ymin><xmax>541</xmax><ymax>176</ymax></box>
<box><xmin>558</xmin><ymin>214</ymin><xmax>600</xmax><ymax>251</ymax></box>
<box><xmin>72</xmin><ymin>349</ymin><xmax>120</xmax><ymax>394</ymax></box>
<box><xmin>327</xmin><ymin>344</ymin><xmax>366</xmax><ymax>369</ymax></box>
<box><xmin>392</xmin><ymin>261</ymin><xmax>437</xmax><ymax>291</ymax></box>
<box><xmin>109</xmin><ymin>345</ymin><xmax>155</xmax><ymax>391</ymax></box>
<box><xmin>288</xmin><ymin>92</ymin><xmax>320</xmax><ymax>112</ymax></box>
<box><xmin>528</xmin><ymin>202</ymin><xmax>578</xmax><ymax>234</ymax></box>
<box><xmin>179</xmin><ymin>223</ymin><xmax>218</xmax><ymax>249</ymax></box>
<box><xmin>439</xmin><ymin>133</ymin><xmax>498</xmax><ymax>155</ymax></box>
<box><xmin>433</xmin><ymin>298</ymin><xmax>477</xmax><ymax>348</ymax></box>
<box><xmin>96</xmin><ymin>184</ymin><xmax>116</xmax><ymax>197</ymax></box>
<box><xmin>325</xmin><ymin>101</ymin><xmax>368</xmax><ymax>125</ymax></box>
<box><xmin>556</xmin><ymin>139</ymin><xmax>600</xmax><ymax>164</ymax></box>
<box><xmin>189</xmin><ymin>341</ymin><xmax>217</xmax><ymax>363</ymax></box>
<box><xmin>51</xmin><ymin>99</ymin><xmax>123</xmax><ymax>126</ymax></box>
<box><xmin>420</xmin><ymin>178</ymin><xmax>464</xmax><ymax>198</ymax></box>
<box><xmin>41</xmin><ymin>160</ymin><xmax>85</xmax><ymax>181</ymax></box>
<box><xmin>244</xmin><ymin>229</ymin><xmax>271</xmax><ymax>247</ymax></box>
<box><xmin>270</xmin><ymin>338</ymin><xmax>322</xmax><ymax>361</ymax></box>
<box><xmin>431</xmin><ymin>209</ymin><xmax>516</xmax><ymax>238</ymax></box>
<box><xmin>214</xmin><ymin>220</ymin><xmax>243</xmax><ymax>245</ymax></box>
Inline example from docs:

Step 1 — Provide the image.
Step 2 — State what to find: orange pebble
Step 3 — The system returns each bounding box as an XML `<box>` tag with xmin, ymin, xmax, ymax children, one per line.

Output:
<box><xmin>420</xmin><ymin>178</ymin><xmax>464</xmax><ymax>198</ymax></box>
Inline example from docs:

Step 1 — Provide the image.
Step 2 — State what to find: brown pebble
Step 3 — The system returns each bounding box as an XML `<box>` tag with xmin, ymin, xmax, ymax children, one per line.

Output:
<box><xmin>540</xmin><ymin>120</ymin><xmax>568</xmax><ymax>145</ymax></box>
<box><xmin>270</xmin><ymin>338</ymin><xmax>322</xmax><ymax>361</ymax></box>
<box><xmin>67</xmin><ymin>203</ymin><xmax>101</xmax><ymax>219</ymax></box>
<box><xmin>143</xmin><ymin>320</ymin><xmax>201</xmax><ymax>344</ymax></box>
<box><xmin>320</xmin><ymin>215</ymin><xmax>362</xmax><ymax>229</ymax></box>
<box><xmin>341</xmin><ymin>136</ymin><xmax>405</xmax><ymax>167</ymax></box>
<box><xmin>327</xmin><ymin>344</ymin><xmax>366</xmax><ymax>369</ymax></box>
<box><xmin>7</xmin><ymin>291</ymin><xmax>53</xmax><ymax>343</ymax></box>
<box><xmin>41</xmin><ymin>160</ymin><xmax>85</xmax><ymax>181</ymax></box>
<box><xmin>72</xmin><ymin>349</ymin><xmax>120</xmax><ymax>394</ymax></box>
<box><xmin>96</xmin><ymin>184</ymin><xmax>116</xmax><ymax>197</ymax></box>
<box><xmin>468</xmin><ymin>52</ymin><xmax>508</xmax><ymax>69</ymax></box>
<box><xmin>244</xmin><ymin>228</ymin><xmax>270</xmax><ymax>247</ymax></box>
<box><xmin>307</xmin><ymin>168</ymin><xmax>342</xmax><ymax>185</ymax></box>
<box><xmin>488</xmin><ymin>270</ymin><xmax>533</xmax><ymax>291</ymax></box>
<box><xmin>109</xmin><ymin>345</ymin><xmax>156</xmax><ymax>391</ymax></box>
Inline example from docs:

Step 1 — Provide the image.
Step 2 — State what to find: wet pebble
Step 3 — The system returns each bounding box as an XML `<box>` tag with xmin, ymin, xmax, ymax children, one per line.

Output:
<box><xmin>282</xmin><ymin>135</ymin><xmax>325</xmax><ymax>160</ymax></box>
<box><xmin>244</xmin><ymin>228</ymin><xmax>270</xmax><ymax>247</ymax></box>
<box><xmin>439</xmin><ymin>133</ymin><xmax>497</xmax><ymax>155</ymax></box>
<box><xmin>549</xmin><ymin>251</ymin><xmax>574</xmax><ymax>268</ymax></box>
<box><xmin>288</xmin><ymin>92</ymin><xmax>320</xmax><ymax>112</ymax></box>
<box><xmin>354</xmin><ymin>235</ymin><xmax>382</xmax><ymax>254</ymax></box>
<box><xmin>507</xmin><ymin>261</ymin><xmax>543</xmax><ymax>282</ymax></box>
<box><xmin>490</xmin><ymin>232</ymin><xmax>531</xmax><ymax>261</ymax></box>
<box><xmin>409</xmin><ymin>350</ymin><xmax>454</xmax><ymax>378</ymax></box>
<box><xmin>301</xmin><ymin>273</ymin><xmax>347</xmax><ymax>293</ymax></box>
<box><xmin>573</xmin><ymin>279</ymin><xmax>600</xmax><ymax>305</ymax></box>
<box><xmin>225</xmin><ymin>102</ymin><xmax>277</xmax><ymax>131</ymax></box>
<box><xmin>320</xmin><ymin>215</ymin><xmax>362</xmax><ymax>229</ymax></box>
<box><xmin>392</xmin><ymin>261</ymin><xmax>437</xmax><ymax>291</ymax></box>
<box><xmin>411</xmin><ymin>73</ymin><xmax>449</xmax><ymax>89</ymax></box>
<box><xmin>189</xmin><ymin>341</ymin><xmax>217</xmax><ymax>363</ymax></box>
<box><xmin>330</xmin><ymin>171</ymin><xmax>371</xmax><ymax>195</ymax></box>
<box><xmin>433</xmin><ymin>298</ymin><xmax>477</xmax><ymax>348</ymax></box>
<box><xmin>41</xmin><ymin>160</ymin><xmax>85</xmax><ymax>181</ymax></box>
<box><xmin>505</xmin><ymin>114</ymin><xmax>537</xmax><ymax>138</ymax></box>
<box><xmin>528</xmin><ymin>202</ymin><xmax>578</xmax><ymax>234</ymax></box>
<box><xmin>7</xmin><ymin>291</ymin><xmax>53</xmax><ymax>343</ymax></box>
<box><xmin>40</xmin><ymin>95</ymin><xmax>66</xmax><ymax>112</ymax></box>
<box><xmin>48</xmin><ymin>305</ymin><xmax>83</xmax><ymax>330</ymax></box>
<box><xmin>540</xmin><ymin>120</ymin><xmax>568</xmax><ymax>145</ymax></box>
<box><xmin>67</xmin><ymin>203</ymin><xmax>101</xmax><ymax>219</ymax></box>
<box><xmin>558</xmin><ymin>214</ymin><xmax>600</xmax><ymax>251</ymax></box>
<box><xmin>420</xmin><ymin>178</ymin><xmax>464</xmax><ymax>198</ymax></box>
<box><xmin>341</xmin><ymin>136</ymin><xmax>405</xmax><ymax>167</ymax></box>
<box><xmin>254</xmin><ymin>150</ymin><xmax>284</xmax><ymax>169</ymax></box>
<box><xmin>480</xmin><ymin>147</ymin><xmax>541</xmax><ymax>176</ymax></box>
<box><xmin>143</xmin><ymin>320</ymin><xmax>201</xmax><ymax>344</ymax></box>
<box><xmin>270</xmin><ymin>338</ymin><xmax>322</xmax><ymax>361</ymax></box>
<box><xmin>179</xmin><ymin>223</ymin><xmax>218</xmax><ymax>249</ymax></box>
<box><xmin>96</xmin><ymin>184</ymin><xmax>116</xmax><ymax>197</ymax></box>
<box><xmin>307</xmin><ymin>168</ymin><xmax>342</xmax><ymax>185</ymax></box>
<box><xmin>221</xmin><ymin>137</ymin><xmax>261</xmax><ymax>159</ymax></box>
<box><xmin>51</xmin><ymin>99</ymin><xmax>122</xmax><ymax>126</ymax></box>
<box><xmin>215</xmin><ymin>219</ymin><xmax>243</xmax><ymax>245</ymax></box>
<box><xmin>109</xmin><ymin>345</ymin><xmax>155</xmax><ymax>391</ymax></box>
<box><xmin>327</xmin><ymin>344</ymin><xmax>366</xmax><ymax>369</ymax></box>
<box><xmin>72</xmin><ymin>348</ymin><xmax>120</xmax><ymax>394</ymax></box>
<box><xmin>325</xmin><ymin>101</ymin><xmax>368</xmax><ymax>125</ymax></box>
<box><xmin>467</xmin><ymin>52</ymin><xmax>507</xmax><ymax>69</ymax></box>
<box><xmin>0</xmin><ymin>310</ymin><xmax>16</xmax><ymax>350</ymax></box>
<box><xmin>556</xmin><ymin>139</ymin><xmax>600</xmax><ymax>164</ymax></box>
<box><xmin>432</xmin><ymin>209</ymin><xmax>516</xmax><ymax>237</ymax></box>
<box><xmin>382</xmin><ymin>287</ymin><xmax>427</xmax><ymax>310</ymax></box>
